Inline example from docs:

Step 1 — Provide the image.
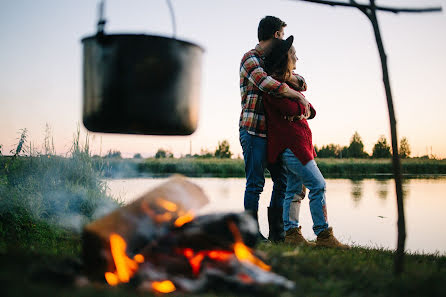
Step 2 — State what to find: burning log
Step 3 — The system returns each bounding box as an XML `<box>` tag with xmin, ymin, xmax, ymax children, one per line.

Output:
<box><xmin>82</xmin><ymin>175</ymin><xmax>209</xmax><ymax>281</ymax></box>
<box><xmin>82</xmin><ymin>174</ymin><xmax>295</xmax><ymax>293</ymax></box>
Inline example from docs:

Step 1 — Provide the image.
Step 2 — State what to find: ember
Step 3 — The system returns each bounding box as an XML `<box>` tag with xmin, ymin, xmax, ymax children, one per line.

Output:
<box><xmin>82</xmin><ymin>175</ymin><xmax>294</xmax><ymax>293</ymax></box>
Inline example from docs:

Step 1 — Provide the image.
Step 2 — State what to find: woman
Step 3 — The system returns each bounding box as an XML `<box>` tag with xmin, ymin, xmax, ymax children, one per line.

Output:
<box><xmin>263</xmin><ymin>36</ymin><xmax>349</xmax><ymax>248</ymax></box>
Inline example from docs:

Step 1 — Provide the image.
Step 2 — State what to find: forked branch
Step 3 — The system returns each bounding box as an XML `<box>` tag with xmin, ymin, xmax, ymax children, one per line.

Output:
<box><xmin>290</xmin><ymin>0</ymin><xmax>442</xmax><ymax>14</ymax></box>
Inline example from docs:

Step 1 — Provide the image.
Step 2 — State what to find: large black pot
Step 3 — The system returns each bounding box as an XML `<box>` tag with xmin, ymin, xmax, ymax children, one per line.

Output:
<box><xmin>82</xmin><ymin>34</ymin><xmax>204</xmax><ymax>135</ymax></box>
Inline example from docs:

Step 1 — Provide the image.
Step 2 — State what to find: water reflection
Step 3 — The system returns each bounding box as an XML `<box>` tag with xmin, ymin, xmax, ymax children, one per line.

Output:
<box><xmin>375</xmin><ymin>179</ymin><xmax>389</xmax><ymax>201</ymax></box>
<box><xmin>402</xmin><ymin>179</ymin><xmax>411</xmax><ymax>199</ymax></box>
<box><xmin>373</xmin><ymin>178</ymin><xmax>411</xmax><ymax>202</ymax></box>
<box><xmin>350</xmin><ymin>179</ymin><xmax>363</xmax><ymax>207</ymax></box>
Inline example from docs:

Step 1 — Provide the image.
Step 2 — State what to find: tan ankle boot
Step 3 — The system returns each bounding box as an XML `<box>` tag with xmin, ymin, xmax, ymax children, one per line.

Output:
<box><xmin>316</xmin><ymin>227</ymin><xmax>350</xmax><ymax>249</ymax></box>
<box><xmin>284</xmin><ymin>226</ymin><xmax>315</xmax><ymax>246</ymax></box>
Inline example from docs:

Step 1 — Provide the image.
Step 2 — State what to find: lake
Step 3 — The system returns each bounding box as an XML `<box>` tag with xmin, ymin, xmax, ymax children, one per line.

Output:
<box><xmin>106</xmin><ymin>176</ymin><xmax>446</xmax><ymax>255</ymax></box>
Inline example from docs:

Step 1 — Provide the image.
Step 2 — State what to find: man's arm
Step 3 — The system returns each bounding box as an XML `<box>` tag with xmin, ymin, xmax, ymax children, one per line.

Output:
<box><xmin>241</xmin><ymin>54</ymin><xmax>305</xmax><ymax>101</ymax></box>
<box><xmin>286</xmin><ymin>73</ymin><xmax>310</xmax><ymax>117</ymax></box>
<box><xmin>287</xmin><ymin>73</ymin><xmax>307</xmax><ymax>92</ymax></box>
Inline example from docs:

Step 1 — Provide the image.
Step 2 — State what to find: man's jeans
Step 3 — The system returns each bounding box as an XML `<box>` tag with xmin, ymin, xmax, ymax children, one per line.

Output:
<box><xmin>239</xmin><ymin>128</ymin><xmax>287</xmax><ymax>212</ymax></box>
<box><xmin>282</xmin><ymin>148</ymin><xmax>328</xmax><ymax>236</ymax></box>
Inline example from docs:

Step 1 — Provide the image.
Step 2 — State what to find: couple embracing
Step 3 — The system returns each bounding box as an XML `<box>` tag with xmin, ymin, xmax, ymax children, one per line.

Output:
<box><xmin>239</xmin><ymin>16</ymin><xmax>348</xmax><ymax>249</ymax></box>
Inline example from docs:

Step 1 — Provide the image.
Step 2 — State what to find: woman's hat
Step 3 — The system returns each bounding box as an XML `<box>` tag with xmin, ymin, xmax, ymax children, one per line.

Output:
<box><xmin>264</xmin><ymin>35</ymin><xmax>294</xmax><ymax>71</ymax></box>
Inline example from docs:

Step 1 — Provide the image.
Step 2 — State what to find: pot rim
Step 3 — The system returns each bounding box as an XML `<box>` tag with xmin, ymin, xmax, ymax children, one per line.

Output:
<box><xmin>81</xmin><ymin>33</ymin><xmax>205</xmax><ymax>52</ymax></box>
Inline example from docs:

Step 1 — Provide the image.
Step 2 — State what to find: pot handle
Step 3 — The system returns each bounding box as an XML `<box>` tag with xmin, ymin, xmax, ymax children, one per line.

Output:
<box><xmin>95</xmin><ymin>0</ymin><xmax>177</xmax><ymax>39</ymax></box>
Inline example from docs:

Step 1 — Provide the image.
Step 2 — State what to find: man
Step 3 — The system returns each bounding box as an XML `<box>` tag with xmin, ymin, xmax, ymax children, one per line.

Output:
<box><xmin>239</xmin><ymin>16</ymin><xmax>309</xmax><ymax>243</ymax></box>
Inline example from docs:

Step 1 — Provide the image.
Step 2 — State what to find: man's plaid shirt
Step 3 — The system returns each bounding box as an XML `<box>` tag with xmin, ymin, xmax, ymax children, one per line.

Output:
<box><xmin>239</xmin><ymin>44</ymin><xmax>307</xmax><ymax>137</ymax></box>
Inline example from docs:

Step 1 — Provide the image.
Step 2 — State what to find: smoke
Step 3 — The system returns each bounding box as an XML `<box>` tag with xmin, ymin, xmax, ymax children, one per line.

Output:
<box><xmin>20</xmin><ymin>184</ymin><xmax>120</xmax><ymax>233</ymax></box>
<box><xmin>0</xmin><ymin>152</ymin><xmax>122</xmax><ymax>234</ymax></box>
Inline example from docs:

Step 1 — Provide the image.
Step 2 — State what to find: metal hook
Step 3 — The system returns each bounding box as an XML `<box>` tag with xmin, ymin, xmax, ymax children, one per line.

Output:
<box><xmin>97</xmin><ymin>0</ymin><xmax>106</xmax><ymax>35</ymax></box>
<box><xmin>95</xmin><ymin>0</ymin><xmax>176</xmax><ymax>38</ymax></box>
<box><xmin>166</xmin><ymin>0</ymin><xmax>177</xmax><ymax>39</ymax></box>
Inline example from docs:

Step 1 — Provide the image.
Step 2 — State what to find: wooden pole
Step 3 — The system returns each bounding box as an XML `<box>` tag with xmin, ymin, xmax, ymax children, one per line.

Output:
<box><xmin>366</xmin><ymin>0</ymin><xmax>406</xmax><ymax>275</ymax></box>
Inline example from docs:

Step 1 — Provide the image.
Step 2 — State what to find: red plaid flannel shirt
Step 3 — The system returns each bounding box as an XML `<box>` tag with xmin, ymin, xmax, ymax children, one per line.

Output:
<box><xmin>239</xmin><ymin>44</ymin><xmax>307</xmax><ymax>137</ymax></box>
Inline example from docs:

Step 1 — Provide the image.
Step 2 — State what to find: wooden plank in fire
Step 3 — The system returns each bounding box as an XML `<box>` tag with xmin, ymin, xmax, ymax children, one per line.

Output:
<box><xmin>82</xmin><ymin>174</ymin><xmax>209</xmax><ymax>281</ymax></box>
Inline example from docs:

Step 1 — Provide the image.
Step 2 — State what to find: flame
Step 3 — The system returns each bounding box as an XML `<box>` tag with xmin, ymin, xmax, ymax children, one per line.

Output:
<box><xmin>181</xmin><ymin>248</ymin><xmax>233</xmax><ymax>275</ymax></box>
<box><xmin>141</xmin><ymin>198</ymin><xmax>195</xmax><ymax>227</ymax></box>
<box><xmin>152</xmin><ymin>280</ymin><xmax>176</xmax><ymax>293</ymax></box>
<box><xmin>207</xmin><ymin>250</ymin><xmax>233</xmax><ymax>261</ymax></box>
<box><xmin>134</xmin><ymin>254</ymin><xmax>144</xmax><ymax>263</ymax></box>
<box><xmin>189</xmin><ymin>253</ymin><xmax>205</xmax><ymax>275</ymax></box>
<box><xmin>105</xmin><ymin>233</ymin><xmax>145</xmax><ymax>285</ymax></box>
<box><xmin>156</xmin><ymin>198</ymin><xmax>178</xmax><ymax>212</ymax></box>
<box><xmin>104</xmin><ymin>272</ymin><xmax>119</xmax><ymax>286</ymax></box>
<box><xmin>228</xmin><ymin>221</ymin><xmax>271</xmax><ymax>271</ymax></box>
<box><xmin>174</xmin><ymin>212</ymin><xmax>194</xmax><ymax>227</ymax></box>
<box><xmin>233</xmin><ymin>242</ymin><xmax>271</xmax><ymax>271</ymax></box>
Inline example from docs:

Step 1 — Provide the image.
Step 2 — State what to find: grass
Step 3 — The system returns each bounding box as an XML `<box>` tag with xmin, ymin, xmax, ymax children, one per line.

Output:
<box><xmin>1</xmin><ymin>228</ymin><xmax>445</xmax><ymax>297</ymax></box>
<box><xmin>138</xmin><ymin>157</ymin><xmax>246</xmax><ymax>177</ymax></box>
<box><xmin>102</xmin><ymin>157</ymin><xmax>446</xmax><ymax>178</ymax></box>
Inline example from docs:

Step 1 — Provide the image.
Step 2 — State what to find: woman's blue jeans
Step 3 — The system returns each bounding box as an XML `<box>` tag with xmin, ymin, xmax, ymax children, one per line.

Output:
<box><xmin>239</xmin><ymin>128</ymin><xmax>287</xmax><ymax>212</ymax></box>
<box><xmin>282</xmin><ymin>148</ymin><xmax>328</xmax><ymax>236</ymax></box>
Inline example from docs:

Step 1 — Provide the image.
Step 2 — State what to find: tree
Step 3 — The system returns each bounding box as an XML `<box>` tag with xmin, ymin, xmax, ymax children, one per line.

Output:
<box><xmin>316</xmin><ymin>144</ymin><xmax>341</xmax><ymax>158</ymax></box>
<box><xmin>198</xmin><ymin>148</ymin><xmax>213</xmax><ymax>159</ymax></box>
<box><xmin>155</xmin><ymin>148</ymin><xmax>173</xmax><ymax>159</ymax></box>
<box><xmin>399</xmin><ymin>137</ymin><xmax>411</xmax><ymax>158</ymax></box>
<box><xmin>105</xmin><ymin>150</ymin><xmax>122</xmax><ymax>159</ymax></box>
<box><xmin>340</xmin><ymin>146</ymin><xmax>349</xmax><ymax>159</ymax></box>
<box><xmin>214</xmin><ymin>140</ymin><xmax>232</xmax><ymax>159</ymax></box>
<box><xmin>372</xmin><ymin>135</ymin><xmax>391</xmax><ymax>158</ymax></box>
<box><xmin>133</xmin><ymin>153</ymin><xmax>142</xmax><ymax>159</ymax></box>
<box><xmin>347</xmin><ymin>131</ymin><xmax>368</xmax><ymax>158</ymax></box>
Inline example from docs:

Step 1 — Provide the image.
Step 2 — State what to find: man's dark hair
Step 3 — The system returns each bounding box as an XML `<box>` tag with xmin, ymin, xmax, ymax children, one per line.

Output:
<box><xmin>258</xmin><ymin>16</ymin><xmax>287</xmax><ymax>42</ymax></box>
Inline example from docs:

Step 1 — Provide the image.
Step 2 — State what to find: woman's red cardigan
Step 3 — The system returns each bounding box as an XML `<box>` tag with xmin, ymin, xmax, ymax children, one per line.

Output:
<box><xmin>263</xmin><ymin>94</ymin><xmax>317</xmax><ymax>165</ymax></box>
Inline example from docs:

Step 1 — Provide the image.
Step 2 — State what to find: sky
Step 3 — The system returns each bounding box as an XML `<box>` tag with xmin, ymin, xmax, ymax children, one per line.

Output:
<box><xmin>1</xmin><ymin>0</ymin><xmax>445</xmax><ymax>158</ymax></box>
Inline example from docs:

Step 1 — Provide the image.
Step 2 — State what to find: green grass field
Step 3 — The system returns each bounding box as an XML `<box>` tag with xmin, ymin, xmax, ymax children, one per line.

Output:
<box><xmin>129</xmin><ymin>157</ymin><xmax>446</xmax><ymax>178</ymax></box>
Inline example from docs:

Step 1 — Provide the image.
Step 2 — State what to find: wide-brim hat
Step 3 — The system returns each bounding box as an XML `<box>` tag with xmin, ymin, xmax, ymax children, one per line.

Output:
<box><xmin>264</xmin><ymin>35</ymin><xmax>294</xmax><ymax>71</ymax></box>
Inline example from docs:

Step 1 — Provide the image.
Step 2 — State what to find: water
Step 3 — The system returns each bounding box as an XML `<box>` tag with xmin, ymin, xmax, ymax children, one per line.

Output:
<box><xmin>106</xmin><ymin>177</ymin><xmax>446</xmax><ymax>255</ymax></box>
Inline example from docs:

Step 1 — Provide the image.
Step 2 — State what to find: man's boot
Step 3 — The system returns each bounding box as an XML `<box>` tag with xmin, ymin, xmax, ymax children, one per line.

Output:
<box><xmin>285</xmin><ymin>226</ymin><xmax>315</xmax><ymax>246</ymax></box>
<box><xmin>246</xmin><ymin>210</ymin><xmax>268</xmax><ymax>244</ymax></box>
<box><xmin>267</xmin><ymin>206</ymin><xmax>285</xmax><ymax>243</ymax></box>
<box><xmin>316</xmin><ymin>227</ymin><xmax>350</xmax><ymax>249</ymax></box>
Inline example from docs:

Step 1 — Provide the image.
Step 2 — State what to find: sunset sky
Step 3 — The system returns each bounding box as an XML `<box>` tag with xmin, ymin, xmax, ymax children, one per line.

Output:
<box><xmin>1</xmin><ymin>0</ymin><xmax>445</xmax><ymax>158</ymax></box>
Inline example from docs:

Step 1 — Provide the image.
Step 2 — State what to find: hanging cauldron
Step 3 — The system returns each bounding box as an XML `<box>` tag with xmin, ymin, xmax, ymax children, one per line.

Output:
<box><xmin>81</xmin><ymin>2</ymin><xmax>204</xmax><ymax>135</ymax></box>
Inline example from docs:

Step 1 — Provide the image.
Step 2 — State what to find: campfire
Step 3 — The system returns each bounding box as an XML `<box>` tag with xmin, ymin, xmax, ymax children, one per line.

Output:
<box><xmin>82</xmin><ymin>175</ymin><xmax>294</xmax><ymax>293</ymax></box>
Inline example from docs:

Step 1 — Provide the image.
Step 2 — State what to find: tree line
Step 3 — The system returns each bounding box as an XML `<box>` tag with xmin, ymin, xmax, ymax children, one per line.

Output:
<box><xmin>100</xmin><ymin>132</ymin><xmax>412</xmax><ymax>160</ymax></box>
<box><xmin>152</xmin><ymin>140</ymin><xmax>232</xmax><ymax>159</ymax></box>
<box><xmin>315</xmin><ymin>132</ymin><xmax>411</xmax><ymax>159</ymax></box>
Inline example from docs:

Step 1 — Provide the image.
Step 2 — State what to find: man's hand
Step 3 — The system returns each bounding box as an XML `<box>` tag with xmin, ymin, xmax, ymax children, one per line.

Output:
<box><xmin>287</xmin><ymin>75</ymin><xmax>301</xmax><ymax>90</ymax></box>
<box><xmin>300</xmin><ymin>97</ymin><xmax>311</xmax><ymax>119</ymax></box>
<box><xmin>283</xmin><ymin>85</ymin><xmax>310</xmax><ymax>118</ymax></box>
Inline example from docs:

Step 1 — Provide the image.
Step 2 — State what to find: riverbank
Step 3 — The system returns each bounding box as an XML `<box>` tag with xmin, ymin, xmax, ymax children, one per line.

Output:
<box><xmin>3</xmin><ymin>156</ymin><xmax>445</xmax><ymax>179</ymax></box>
<box><xmin>101</xmin><ymin>157</ymin><xmax>446</xmax><ymax>178</ymax></box>
<box><xmin>1</xmin><ymin>220</ymin><xmax>445</xmax><ymax>297</ymax></box>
